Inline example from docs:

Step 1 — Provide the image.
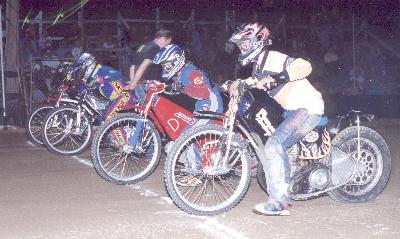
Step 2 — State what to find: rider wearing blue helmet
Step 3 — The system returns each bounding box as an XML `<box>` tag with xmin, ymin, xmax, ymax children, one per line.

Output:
<box><xmin>153</xmin><ymin>44</ymin><xmax>223</xmax><ymax>119</ymax></box>
<box><xmin>154</xmin><ymin>44</ymin><xmax>224</xmax><ymax>186</ymax></box>
<box><xmin>71</xmin><ymin>53</ymin><xmax>137</xmax><ymax>121</ymax></box>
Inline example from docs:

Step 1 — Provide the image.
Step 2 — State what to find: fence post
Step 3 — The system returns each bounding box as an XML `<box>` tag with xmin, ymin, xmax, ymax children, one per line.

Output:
<box><xmin>225</xmin><ymin>10</ymin><xmax>229</xmax><ymax>32</ymax></box>
<box><xmin>282</xmin><ymin>14</ymin><xmax>287</xmax><ymax>48</ymax></box>
<box><xmin>29</xmin><ymin>57</ymin><xmax>33</xmax><ymax>112</ymax></box>
<box><xmin>232</xmin><ymin>10</ymin><xmax>235</xmax><ymax>27</ymax></box>
<box><xmin>156</xmin><ymin>8</ymin><xmax>160</xmax><ymax>29</ymax></box>
<box><xmin>352</xmin><ymin>14</ymin><xmax>356</xmax><ymax>69</ymax></box>
<box><xmin>0</xmin><ymin>5</ymin><xmax>5</xmax><ymax>121</ymax></box>
<box><xmin>78</xmin><ymin>7</ymin><xmax>84</xmax><ymax>49</ymax></box>
<box><xmin>117</xmin><ymin>11</ymin><xmax>122</xmax><ymax>47</ymax></box>
<box><xmin>191</xmin><ymin>9</ymin><xmax>195</xmax><ymax>29</ymax></box>
<box><xmin>36</xmin><ymin>11</ymin><xmax>44</xmax><ymax>49</ymax></box>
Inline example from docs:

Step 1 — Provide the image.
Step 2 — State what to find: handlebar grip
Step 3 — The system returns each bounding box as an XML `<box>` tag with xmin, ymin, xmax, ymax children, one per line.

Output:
<box><xmin>263</xmin><ymin>81</ymin><xmax>279</xmax><ymax>90</ymax></box>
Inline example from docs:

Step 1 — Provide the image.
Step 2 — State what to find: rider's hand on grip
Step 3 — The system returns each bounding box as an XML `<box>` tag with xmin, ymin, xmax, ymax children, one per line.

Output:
<box><xmin>221</xmin><ymin>80</ymin><xmax>233</xmax><ymax>92</ymax></box>
<box><xmin>229</xmin><ymin>79</ymin><xmax>249</xmax><ymax>97</ymax></box>
<box><xmin>229</xmin><ymin>80</ymin><xmax>241</xmax><ymax>97</ymax></box>
<box><xmin>256</xmin><ymin>76</ymin><xmax>277</xmax><ymax>91</ymax></box>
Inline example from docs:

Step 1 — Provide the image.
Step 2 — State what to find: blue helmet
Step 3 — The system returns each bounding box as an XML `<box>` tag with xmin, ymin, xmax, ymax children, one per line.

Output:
<box><xmin>71</xmin><ymin>53</ymin><xmax>96</xmax><ymax>82</ymax></box>
<box><xmin>153</xmin><ymin>44</ymin><xmax>186</xmax><ymax>81</ymax></box>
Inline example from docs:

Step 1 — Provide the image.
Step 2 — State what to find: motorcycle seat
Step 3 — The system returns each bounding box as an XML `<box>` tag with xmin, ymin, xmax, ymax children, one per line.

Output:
<box><xmin>317</xmin><ymin>116</ymin><xmax>329</xmax><ymax>126</ymax></box>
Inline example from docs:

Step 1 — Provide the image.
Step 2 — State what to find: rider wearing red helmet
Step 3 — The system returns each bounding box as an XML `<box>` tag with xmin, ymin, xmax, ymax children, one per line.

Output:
<box><xmin>229</xmin><ymin>22</ymin><xmax>325</xmax><ymax>216</ymax></box>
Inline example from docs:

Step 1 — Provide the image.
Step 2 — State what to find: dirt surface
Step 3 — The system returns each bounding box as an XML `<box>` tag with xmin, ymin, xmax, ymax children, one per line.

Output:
<box><xmin>0</xmin><ymin>120</ymin><xmax>399</xmax><ymax>239</ymax></box>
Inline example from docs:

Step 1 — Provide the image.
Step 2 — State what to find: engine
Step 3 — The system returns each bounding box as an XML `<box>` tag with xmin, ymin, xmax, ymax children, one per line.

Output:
<box><xmin>289</xmin><ymin>162</ymin><xmax>330</xmax><ymax>195</ymax></box>
<box><xmin>86</xmin><ymin>92</ymin><xmax>109</xmax><ymax>111</ymax></box>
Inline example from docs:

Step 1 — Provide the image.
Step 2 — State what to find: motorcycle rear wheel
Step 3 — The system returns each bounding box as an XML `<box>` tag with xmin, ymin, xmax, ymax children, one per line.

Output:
<box><xmin>327</xmin><ymin>126</ymin><xmax>391</xmax><ymax>203</ymax></box>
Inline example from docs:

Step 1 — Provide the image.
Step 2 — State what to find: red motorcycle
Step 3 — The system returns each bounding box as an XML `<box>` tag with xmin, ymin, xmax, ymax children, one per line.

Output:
<box><xmin>91</xmin><ymin>80</ymin><xmax>221</xmax><ymax>185</ymax></box>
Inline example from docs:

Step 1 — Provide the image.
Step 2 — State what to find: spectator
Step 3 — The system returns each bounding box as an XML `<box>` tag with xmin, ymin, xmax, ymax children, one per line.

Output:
<box><xmin>122</xmin><ymin>25</ymin><xmax>138</xmax><ymax>49</ymax></box>
<box><xmin>71</xmin><ymin>38</ymin><xmax>83</xmax><ymax>59</ymax></box>
<box><xmin>40</xmin><ymin>40</ymin><xmax>60</xmax><ymax>93</ymax></box>
<box><xmin>124</xmin><ymin>28</ymin><xmax>172</xmax><ymax>103</ymax></box>
<box><xmin>98</xmin><ymin>25</ymin><xmax>114</xmax><ymax>48</ymax></box>
<box><xmin>214</xmin><ymin>40</ymin><xmax>236</xmax><ymax>82</ymax></box>
<box><xmin>21</xmin><ymin>25</ymin><xmax>40</xmax><ymax>64</ymax></box>
<box><xmin>349</xmin><ymin>67</ymin><xmax>366</xmax><ymax>95</ymax></box>
<box><xmin>185</xmin><ymin>24</ymin><xmax>204</xmax><ymax>69</ymax></box>
<box><xmin>55</xmin><ymin>39</ymin><xmax>70</xmax><ymax>59</ymax></box>
<box><xmin>199</xmin><ymin>26</ymin><xmax>217</xmax><ymax>75</ymax></box>
<box><xmin>142</xmin><ymin>25</ymin><xmax>153</xmax><ymax>42</ymax></box>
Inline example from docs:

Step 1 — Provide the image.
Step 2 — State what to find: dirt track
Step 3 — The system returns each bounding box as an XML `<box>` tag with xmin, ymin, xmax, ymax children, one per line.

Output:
<box><xmin>0</xmin><ymin>119</ymin><xmax>399</xmax><ymax>239</ymax></box>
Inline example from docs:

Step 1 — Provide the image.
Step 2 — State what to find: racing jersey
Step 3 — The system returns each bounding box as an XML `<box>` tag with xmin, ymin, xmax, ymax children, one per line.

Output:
<box><xmin>90</xmin><ymin>64</ymin><xmax>127</xmax><ymax>100</ymax></box>
<box><xmin>176</xmin><ymin>64</ymin><xmax>223</xmax><ymax>113</ymax></box>
<box><xmin>247</xmin><ymin>50</ymin><xmax>324</xmax><ymax>115</ymax></box>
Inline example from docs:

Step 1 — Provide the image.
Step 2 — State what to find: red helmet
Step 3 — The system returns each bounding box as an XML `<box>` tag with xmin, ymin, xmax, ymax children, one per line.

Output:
<box><xmin>229</xmin><ymin>22</ymin><xmax>271</xmax><ymax>66</ymax></box>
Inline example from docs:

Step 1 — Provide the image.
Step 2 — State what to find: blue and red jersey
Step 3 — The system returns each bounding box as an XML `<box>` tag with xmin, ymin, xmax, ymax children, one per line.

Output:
<box><xmin>176</xmin><ymin>64</ymin><xmax>223</xmax><ymax>113</ymax></box>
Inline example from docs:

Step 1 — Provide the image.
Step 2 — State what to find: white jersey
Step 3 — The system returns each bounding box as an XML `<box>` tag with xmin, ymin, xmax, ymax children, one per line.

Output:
<box><xmin>253</xmin><ymin>50</ymin><xmax>324</xmax><ymax>115</ymax></box>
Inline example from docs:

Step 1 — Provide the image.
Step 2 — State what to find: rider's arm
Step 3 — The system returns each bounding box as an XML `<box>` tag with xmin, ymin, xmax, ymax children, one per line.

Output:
<box><xmin>126</xmin><ymin>59</ymin><xmax>152</xmax><ymax>89</ymax></box>
<box><xmin>287</xmin><ymin>58</ymin><xmax>312</xmax><ymax>80</ymax></box>
<box><xmin>270</xmin><ymin>57</ymin><xmax>312</xmax><ymax>84</ymax></box>
<box><xmin>241</xmin><ymin>54</ymin><xmax>312</xmax><ymax>87</ymax></box>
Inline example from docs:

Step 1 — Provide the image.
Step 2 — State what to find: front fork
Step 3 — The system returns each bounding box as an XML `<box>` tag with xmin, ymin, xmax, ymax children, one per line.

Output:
<box><xmin>354</xmin><ymin>111</ymin><xmax>361</xmax><ymax>163</ymax></box>
<box><xmin>128</xmin><ymin>120</ymin><xmax>144</xmax><ymax>147</ymax></box>
<box><xmin>75</xmin><ymin>105</ymin><xmax>82</xmax><ymax>134</ymax></box>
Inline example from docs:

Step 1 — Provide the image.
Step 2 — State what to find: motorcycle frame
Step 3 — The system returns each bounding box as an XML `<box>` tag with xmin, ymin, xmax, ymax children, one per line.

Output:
<box><xmin>122</xmin><ymin>81</ymin><xmax>201</xmax><ymax>141</ymax></box>
<box><xmin>220</xmin><ymin>94</ymin><xmax>376</xmax><ymax>183</ymax></box>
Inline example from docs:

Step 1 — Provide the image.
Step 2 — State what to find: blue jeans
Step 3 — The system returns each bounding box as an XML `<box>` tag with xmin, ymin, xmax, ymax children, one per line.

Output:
<box><xmin>134</xmin><ymin>84</ymin><xmax>146</xmax><ymax>105</ymax></box>
<box><xmin>261</xmin><ymin>108</ymin><xmax>322</xmax><ymax>204</ymax></box>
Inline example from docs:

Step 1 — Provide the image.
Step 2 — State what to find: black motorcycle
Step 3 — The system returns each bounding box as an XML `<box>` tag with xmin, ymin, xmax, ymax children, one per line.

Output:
<box><xmin>164</xmin><ymin>85</ymin><xmax>391</xmax><ymax>216</ymax></box>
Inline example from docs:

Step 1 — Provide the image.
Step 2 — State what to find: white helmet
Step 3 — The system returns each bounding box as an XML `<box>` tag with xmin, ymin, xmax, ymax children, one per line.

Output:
<box><xmin>229</xmin><ymin>22</ymin><xmax>271</xmax><ymax>66</ymax></box>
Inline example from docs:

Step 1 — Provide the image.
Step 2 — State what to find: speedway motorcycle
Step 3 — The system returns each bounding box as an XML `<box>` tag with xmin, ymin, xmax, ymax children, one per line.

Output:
<box><xmin>164</xmin><ymin>81</ymin><xmax>391</xmax><ymax>216</ymax></box>
<box><xmin>91</xmin><ymin>80</ymin><xmax>220</xmax><ymax>185</ymax></box>
<box><xmin>26</xmin><ymin>63</ymin><xmax>77</xmax><ymax>146</ymax></box>
<box><xmin>40</xmin><ymin>77</ymin><xmax>109</xmax><ymax>156</ymax></box>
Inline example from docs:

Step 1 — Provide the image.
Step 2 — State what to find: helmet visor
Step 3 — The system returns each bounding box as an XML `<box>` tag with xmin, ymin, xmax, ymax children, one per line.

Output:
<box><xmin>161</xmin><ymin>61</ymin><xmax>174</xmax><ymax>72</ymax></box>
<box><xmin>238</xmin><ymin>41</ymin><xmax>251</xmax><ymax>54</ymax></box>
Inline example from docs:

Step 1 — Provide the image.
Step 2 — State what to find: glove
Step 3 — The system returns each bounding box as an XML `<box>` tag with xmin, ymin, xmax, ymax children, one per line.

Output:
<box><xmin>166</xmin><ymin>81</ymin><xmax>184</xmax><ymax>93</ymax></box>
<box><xmin>229</xmin><ymin>79</ymin><xmax>248</xmax><ymax>97</ymax></box>
<box><xmin>256</xmin><ymin>76</ymin><xmax>277</xmax><ymax>91</ymax></box>
<box><xmin>220</xmin><ymin>80</ymin><xmax>233</xmax><ymax>92</ymax></box>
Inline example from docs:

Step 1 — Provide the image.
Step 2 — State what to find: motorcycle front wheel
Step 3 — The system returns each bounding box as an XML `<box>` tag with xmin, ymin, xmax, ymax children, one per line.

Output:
<box><xmin>91</xmin><ymin>113</ymin><xmax>161</xmax><ymax>185</ymax></box>
<box><xmin>26</xmin><ymin>104</ymin><xmax>54</xmax><ymax>146</ymax></box>
<box><xmin>42</xmin><ymin>105</ymin><xmax>93</xmax><ymax>156</ymax></box>
<box><xmin>164</xmin><ymin>125</ymin><xmax>251</xmax><ymax>216</ymax></box>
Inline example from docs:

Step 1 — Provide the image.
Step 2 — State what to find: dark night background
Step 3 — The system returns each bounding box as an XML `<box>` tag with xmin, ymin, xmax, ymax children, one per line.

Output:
<box><xmin>2</xmin><ymin>0</ymin><xmax>400</xmax><ymax>125</ymax></box>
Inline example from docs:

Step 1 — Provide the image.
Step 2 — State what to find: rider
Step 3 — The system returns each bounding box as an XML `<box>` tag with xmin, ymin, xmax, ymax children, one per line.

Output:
<box><xmin>228</xmin><ymin>22</ymin><xmax>324</xmax><ymax>216</ymax></box>
<box><xmin>153</xmin><ymin>44</ymin><xmax>224</xmax><ymax>186</ymax></box>
<box><xmin>70</xmin><ymin>53</ymin><xmax>137</xmax><ymax>143</ymax></box>
<box><xmin>153</xmin><ymin>44</ymin><xmax>223</xmax><ymax>127</ymax></box>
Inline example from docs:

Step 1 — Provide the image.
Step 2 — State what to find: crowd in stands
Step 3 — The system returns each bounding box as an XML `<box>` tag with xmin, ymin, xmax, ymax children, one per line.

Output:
<box><xmin>19</xmin><ymin>8</ymin><xmax>400</xmax><ymax>105</ymax></box>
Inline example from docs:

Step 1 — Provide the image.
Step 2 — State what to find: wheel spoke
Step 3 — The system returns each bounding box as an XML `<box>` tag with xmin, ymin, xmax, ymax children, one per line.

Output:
<box><xmin>43</xmin><ymin>107</ymin><xmax>91</xmax><ymax>155</ymax></box>
<box><xmin>168</xmin><ymin>126</ymin><xmax>250</xmax><ymax>215</ymax></box>
<box><xmin>94</xmin><ymin>115</ymin><xmax>160</xmax><ymax>184</ymax></box>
